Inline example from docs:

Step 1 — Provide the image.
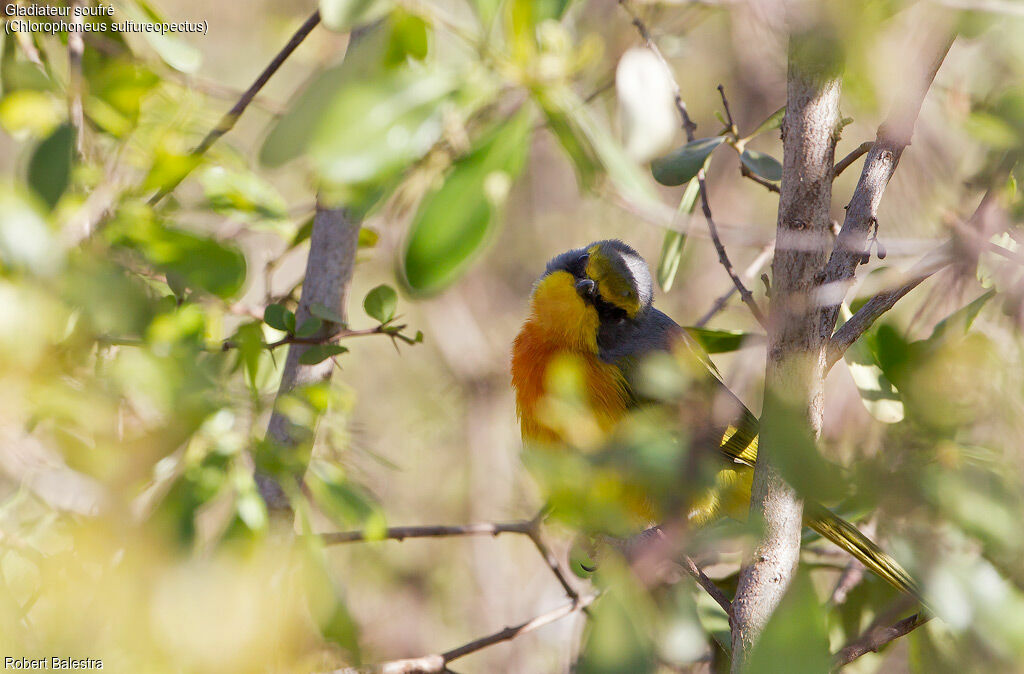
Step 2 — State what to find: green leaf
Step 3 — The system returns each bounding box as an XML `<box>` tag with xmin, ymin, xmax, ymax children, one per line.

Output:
<box><xmin>740</xmin><ymin>148</ymin><xmax>783</xmax><ymax>182</ymax></box>
<box><xmin>290</xmin><ymin>216</ymin><xmax>315</xmax><ymax>248</ymax></box>
<box><xmin>0</xmin><ymin>186</ymin><xmax>60</xmax><ymax>275</ymax></box>
<box><xmin>746</xmin><ymin>572</ymin><xmax>831</xmax><ymax>674</ymax></box>
<box><xmin>127</xmin><ymin>0</ymin><xmax>202</xmax><ymax>73</ymax></box>
<box><xmin>320</xmin><ymin>0</ymin><xmax>393</xmax><ymax>32</ymax></box>
<box><xmin>384</xmin><ymin>9</ymin><xmax>429</xmax><ymax>66</ymax></box>
<box><xmin>299</xmin><ymin>344</ymin><xmax>349</xmax><ymax>365</ymax></box>
<box><xmin>839</xmin><ymin>303</ymin><xmax>904</xmax><ymax>424</ymax></box>
<box><xmin>402</xmin><ymin>109</ymin><xmax>533</xmax><ymax>294</ymax></box>
<box><xmin>306</xmin><ymin>460</ymin><xmax>378</xmax><ymax>526</ymax></box>
<box><xmin>28</xmin><ymin>123</ymin><xmax>74</xmax><ymax>210</ymax></box>
<box><xmin>929</xmin><ymin>289</ymin><xmax>995</xmax><ymax>342</ymax></box>
<box><xmin>295</xmin><ymin>317</ymin><xmax>323</xmax><ymax>338</ymax></box>
<box><xmin>108</xmin><ymin>209</ymin><xmax>247</xmax><ymax>298</ymax></box>
<box><xmin>0</xmin><ymin>90</ymin><xmax>62</xmax><ymax>138</ymax></box>
<box><xmin>685</xmin><ymin>327</ymin><xmax>762</xmax><ymax>354</ymax></box>
<box><xmin>308</xmin><ymin>66</ymin><xmax>456</xmax><ymax>188</ymax></box>
<box><xmin>309</xmin><ymin>302</ymin><xmax>345</xmax><ymax>324</ymax></box>
<box><xmin>260</xmin><ymin>23</ymin><xmax>390</xmax><ymax>168</ymax></box>
<box><xmin>358</xmin><ymin>227</ymin><xmax>379</xmax><ymax>248</ymax></box>
<box><xmin>232</xmin><ymin>321</ymin><xmax>265</xmax><ymax>388</ymax></box>
<box><xmin>263</xmin><ymin>304</ymin><xmax>293</xmax><ymax>332</ymax></box>
<box><xmin>657</xmin><ymin>178</ymin><xmax>700</xmax><ymax>291</ymax></box>
<box><xmin>363</xmin><ymin>284</ymin><xmax>398</xmax><ymax>323</ymax></box>
<box><xmin>745</xmin><ymin>105</ymin><xmax>785</xmax><ymax>141</ymax></box>
<box><xmin>199</xmin><ymin>166</ymin><xmax>288</xmax><ymax>221</ymax></box>
<box><xmin>650</xmin><ymin>137</ymin><xmax>725</xmax><ymax>186</ymax></box>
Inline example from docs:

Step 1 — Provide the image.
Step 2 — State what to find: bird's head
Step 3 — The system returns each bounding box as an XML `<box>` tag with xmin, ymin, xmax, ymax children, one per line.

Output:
<box><xmin>528</xmin><ymin>240</ymin><xmax>653</xmax><ymax>351</ymax></box>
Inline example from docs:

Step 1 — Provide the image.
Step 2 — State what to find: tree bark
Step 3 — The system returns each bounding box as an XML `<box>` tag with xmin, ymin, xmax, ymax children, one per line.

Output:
<box><xmin>730</xmin><ymin>45</ymin><xmax>841</xmax><ymax>670</ymax></box>
<box><xmin>257</xmin><ymin>203</ymin><xmax>361</xmax><ymax>509</ymax></box>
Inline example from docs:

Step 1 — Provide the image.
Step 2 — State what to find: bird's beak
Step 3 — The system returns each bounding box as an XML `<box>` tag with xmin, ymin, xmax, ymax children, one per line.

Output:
<box><xmin>575</xmin><ymin>278</ymin><xmax>596</xmax><ymax>301</ymax></box>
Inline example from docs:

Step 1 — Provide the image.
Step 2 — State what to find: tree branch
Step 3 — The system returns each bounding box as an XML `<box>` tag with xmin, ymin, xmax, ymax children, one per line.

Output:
<box><xmin>336</xmin><ymin>595</ymin><xmax>596</xmax><ymax>674</ymax></box>
<box><xmin>321</xmin><ymin>519</ymin><xmax>535</xmax><ymax>544</ymax></box>
<box><xmin>731</xmin><ymin>41</ymin><xmax>842</xmax><ymax>670</ymax></box>
<box><xmin>68</xmin><ymin>0</ymin><xmax>86</xmax><ymax>157</ymax></box>
<box><xmin>148</xmin><ymin>10</ymin><xmax>323</xmax><ymax>205</ymax></box>
<box><xmin>259</xmin><ymin>202</ymin><xmax>362</xmax><ymax>510</ymax></box>
<box><xmin>683</xmin><ymin>554</ymin><xmax>732</xmax><ymax>616</ymax></box>
<box><xmin>833</xmin><ymin>142</ymin><xmax>873</xmax><ymax>179</ymax></box>
<box><xmin>818</xmin><ymin>37</ymin><xmax>954</xmax><ymax>341</ymax></box>
<box><xmin>832</xmin><ymin>612</ymin><xmax>930</xmax><ymax>669</ymax></box>
<box><xmin>321</xmin><ymin>513</ymin><xmax>580</xmax><ymax>603</ymax></box>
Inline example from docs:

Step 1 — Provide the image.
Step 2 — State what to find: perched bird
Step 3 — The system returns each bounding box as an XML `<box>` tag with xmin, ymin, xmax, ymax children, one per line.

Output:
<box><xmin>511</xmin><ymin>239</ymin><xmax>919</xmax><ymax>598</ymax></box>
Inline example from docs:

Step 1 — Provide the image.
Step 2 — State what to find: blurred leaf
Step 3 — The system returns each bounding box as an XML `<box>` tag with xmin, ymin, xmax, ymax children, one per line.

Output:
<box><xmin>761</xmin><ymin>391</ymin><xmax>846</xmax><ymax>502</ymax></box>
<box><xmin>320</xmin><ymin>0</ymin><xmax>393</xmax><ymax>32</ymax></box>
<box><xmin>358</xmin><ymin>227</ymin><xmax>378</xmax><ymax>248</ymax></box>
<box><xmin>840</xmin><ymin>304</ymin><xmax>904</xmax><ymax>423</ymax></box>
<box><xmin>306</xmin><ymin>460</ymin><xmax>379</xmax><ymax>526</ymax></box>
<box><xmin>685</xmin><ymin>327</ymin><xmax>762</xmax><ymax>354</ymax></box>
<box><xmin>299</xmin><ymin>344</ymin><xmax>349</xmax><ymax>365</ymax></box>
<box><xmin>384</xmin><ymin>9</ymin><xmax>429</xmax><ymax>66</ymax></box>
<box><xmin>740</xmin><ymin>149</ymin><xmax>783</xmax><ymax>182</ymax></box>
<box><xmin>651</xmin><ymin>137</ymin><xmax>724</xmax><ymax>186</ymax></box>
<box><xmin>657</xmin><ymin>178</ymin><xmax>700</xmax><ymax>291</ymax></box>
<box><xmin>0</xmin><ymin>187</ymin><xmax>60</xmax><ymax>275</ymax></box>
<box><xmin>747</xmin><ymin>571</ymin><xmax>830</xmax><ymax>674</ymax></box>
<box><xmin>232</xmin><ymin>321</ymin><xmax>265</xmax><ymax>387</ymax></box>
<box><xmin>143</xmin><ymin>147</ymin><xmax>202</xmax><ymax>193</ymax></box>
<box><xmin>199</xmin><ymin>167</ymin><xmax>288</xmax><ymax>221</ymax></box>
<box><xmin>616</xmin><ymin>47</ymin><xmax>678</xmax><ymax>163</ymax></box>
<box><xmin>402</xmin><ymin>108</ymin><xmax>533</xmax><ymax>294</ymax></box>
<box><xmin>0</xmin><ymin>90</ymin><xmax>61</xmax><ymax>138</ymax></box>
<box><xmin>260</xmin><ymin>23</ymin><xmax>390</xmax><ymax>168</ymax></box>
<box><xmin>109</xmin><ymin>210</ymin><xmax>247</xmax><ymax>298</ymax></box>
<box><xmin>308</xmin><ymin>66</ymin><xmax>455</xmax><ymax>189</ymax></box>
<box><xmin>28</xmin><ymin>123</ymin><xmax>74</xmax><ymax>210</ymax></box>
<box><xmin>929</xmin><ymin>289</ymin><xmax>995</xmax><ymax>342</ymax></box>
<box><xmin>540</xmin><ymin>101</ymin><xmax>599</xmax><ymax>189</ymax></box>
<box><xmin>577</xmin><ymin>561</ymin><xmax>658</xmax><ymax>674</ymax></box>
<box><xmin>310</xmin><ymin>302</ymin><xmax>345</xmax><ymax>324</ymax></box>
<box><xmin>363</xmin><ymin>284</ymin><xmax>397</xmax><ymax>322</ymax></box>
<box><xmin>291</xmin><ymin>216</ymin><xmax>315</xmax><ymax>248</ymax></box>
<box><xmin>126</xmin><ymin>0</ymin><xmax>202</xmax><ymax>73</ymax></box>
<box><xmin>745</xmin><ymin>105</ymin><xmax>785</xmax><ymax>141</ymax></box>
<box><xmin>85</xmin><ymin>61</ymin><xmax>160</xmax><ymax>137</ymax></box>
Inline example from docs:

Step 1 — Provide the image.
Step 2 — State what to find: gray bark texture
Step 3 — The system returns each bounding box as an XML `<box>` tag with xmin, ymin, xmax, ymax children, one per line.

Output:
<box><xmin>257</xmin><ymin>203</ymin><xmax>361</xmax><ymax>509</ymax></box>
<box><xmin>730</xmin><ymin>52</ymin><xmax>841</xmax><ymax>670</ymax></box>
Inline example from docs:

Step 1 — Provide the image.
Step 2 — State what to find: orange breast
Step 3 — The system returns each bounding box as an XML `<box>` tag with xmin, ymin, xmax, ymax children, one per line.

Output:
<box><xmin>511</xmin><ymin>320</ymin><xmax>630</xmax><ymax>444</ymax></box>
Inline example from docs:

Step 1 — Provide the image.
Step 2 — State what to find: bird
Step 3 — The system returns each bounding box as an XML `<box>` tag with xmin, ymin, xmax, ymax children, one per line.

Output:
<box><xmin>510</xmin><ymin>239</ymin><xmax>919</xmax><ymax>598</ymax></box>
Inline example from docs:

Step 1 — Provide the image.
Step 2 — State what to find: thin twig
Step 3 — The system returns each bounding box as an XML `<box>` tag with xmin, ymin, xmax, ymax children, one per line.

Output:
<box><xmin>148</xmin><ymin>10</ymin><xmax>323</xmax><ymax>205</ymax></box>
<box><xmin>526</xmin><ymin>528</ymin><xmax>580</xmax><ymax>602</ymax></box>
<box><xmin>321</xmin><ymin>513</ymin><xmax>580</xmax><ymax>604</ymax></box>
<box><xmin>696</xmin><ymin>244</ymin><xmax>774</xmax><ymax>326</ymax></box>
<box><xmin>833</xmin><ymin>142</ymin><xmax>874</xmax><ymax>179</ymax></box>
<box><xmin>740</xmin><ymin>165</ymin><xmax>782</xmax><ymax>193</ymax></box>
<box><xmin>337</xmin><ymin>595</ymin><xmax>596</xmax><ymax>673</ymax></box>
<box><xmin>68</xmin><ymin>0</ymin><xmax>86</xmax><ymax>157</ymax></box>
<box><xmin>321</xmin><ymin>519</ymin><xmax>535</xmax><ymax>544</ymax></box>
<box><xmin>620</xmin><ymin>2</ymin><xmax>767</xmax><ymax>328</ymax></box>
<box><xmin>683</xmin><ymin>555</ymin><xmax>732</xmax><ymax>615</ymax></box>
<box><xmin>832</xmin><ymin>612</ymin><xmax>930</xmax><ymax>669</ymax></box>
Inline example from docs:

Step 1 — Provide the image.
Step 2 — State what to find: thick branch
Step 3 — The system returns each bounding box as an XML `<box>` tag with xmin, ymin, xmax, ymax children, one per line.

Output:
<box><xmin>148</xmin><ymin>10</ymin><xmax>322</xmax><ymax>205</ymax></box>
<box><xmin>258</xmin><ymin>203</ymin><xmax>361</xmax><ymax>509</ymax></box>
<box><xmin>832</xmin><ymin>613</ymin><xmax>930</xmax><ymax>669</ymax></box>
<box><xmin>818</xmin><ymin>38</ymin><xmax>953</xmax><ymax>340</ymax></box>
<box><xmin>731</xmin><ymin>43</ymin><xmax>842</xmax><ymax>671</ymax></box>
